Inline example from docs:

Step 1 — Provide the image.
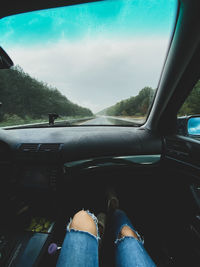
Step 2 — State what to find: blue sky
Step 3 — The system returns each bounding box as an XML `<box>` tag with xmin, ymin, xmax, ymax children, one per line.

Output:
<box><xmin>0</xmin><ymin>0</ymin><xmax>177</xmax><ymax>46</ymax></box>
<box><xmin>0</xmin><ymin>0</ymin><xmax>177</xmax><ymax>112</ymax></box>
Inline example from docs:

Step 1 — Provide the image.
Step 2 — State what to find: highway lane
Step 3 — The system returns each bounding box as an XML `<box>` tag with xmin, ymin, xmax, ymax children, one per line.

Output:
<box><xmin>79</xmin><ymin>116</ymin><xmax>113</xmax><ymax>125</ymax></box>
<box><xmin>79</xmin><ymin>116</ymin><xmax>144</xmax><ymax>125</ymax></box>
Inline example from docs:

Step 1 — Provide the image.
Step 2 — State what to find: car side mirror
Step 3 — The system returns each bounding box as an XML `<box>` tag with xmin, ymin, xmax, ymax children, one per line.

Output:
<box><xmin>188</xmin><ymin>116</ymin><xmax>200</xmax><ymax>136</ymax></box>
<box><xmin>0</xmin><ymin>47</ymin><xmax>13</xmax><ymax>69</ymax></box>
<box><xmin>177</xmin><ymin>115</ymin><xmax>200</xmax><ymax>136</ymax></box>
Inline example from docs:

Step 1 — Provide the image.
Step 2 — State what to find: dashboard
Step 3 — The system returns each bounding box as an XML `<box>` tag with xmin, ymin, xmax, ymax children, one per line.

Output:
<box><xmin>1</xmin><ymin>125</ymin><xmax>200</xmax><ymax>196</ymax></box>
<box><xmin>0</xmin><ymin>126</ymin><xmax>162</xmax><ymax>193</ymax></box>
<box><xmin>0</xmin><ymin>126</ymin><xmax>162</xmax><ymax>159</ymax></box>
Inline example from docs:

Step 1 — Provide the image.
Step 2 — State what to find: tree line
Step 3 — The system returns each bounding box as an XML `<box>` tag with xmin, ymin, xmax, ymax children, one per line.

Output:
<box><xmin>178</xmin><ymin>79</ymin><xmax>200</xmax><ymax>116</ymax></box>
<box><xmin>99</xmin><ymin>79</ymin><xmax>200</xmax><ymax>118</ymax></box>
<box><xmin>0</xmin><ymin>66</ymin><xmax>93</xmax><ymax>124</ymax></box>
<box><xmin>103</xmin><ymin>87</ymin><xmax>155</xmax><ymax>117</ymax></box>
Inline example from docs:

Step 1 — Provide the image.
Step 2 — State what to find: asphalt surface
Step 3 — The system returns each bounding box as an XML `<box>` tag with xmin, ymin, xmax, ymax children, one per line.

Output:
<box><xmin>79</xmin><ymin>116</ymin><xmax>144</xmax><ymax>125</ymax></box>
<box><xmin>80</xmin><ymin>116</ymin><xmax>113</xmax><ymax>125</ymax></box>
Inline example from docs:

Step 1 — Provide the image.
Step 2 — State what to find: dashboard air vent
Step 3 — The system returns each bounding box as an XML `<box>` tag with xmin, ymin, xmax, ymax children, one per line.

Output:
<box><xmin>19</xmin><ymin>143</ymin><xmax>39</xmax><ymax>152</ymax></box>
<box><xmin>38</xmin><ymin>143</ymin><xmax>62</xmax><ymax>152</ymax></box>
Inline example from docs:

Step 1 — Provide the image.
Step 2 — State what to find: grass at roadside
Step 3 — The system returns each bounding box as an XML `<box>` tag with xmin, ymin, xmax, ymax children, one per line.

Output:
<box><xmin>0</xmin><ymin>114</ymin><xmax>93</xmax><ymax>127</ymax></box>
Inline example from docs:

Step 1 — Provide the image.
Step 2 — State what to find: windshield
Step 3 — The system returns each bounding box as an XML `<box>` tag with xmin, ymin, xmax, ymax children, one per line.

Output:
<box><xmin>0</xmin><ymin>0</ymin><xmax>177</xmax><ymax>127</ymax></box>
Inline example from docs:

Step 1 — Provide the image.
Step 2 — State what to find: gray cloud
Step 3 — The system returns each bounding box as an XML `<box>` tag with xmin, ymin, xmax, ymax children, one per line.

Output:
<box><xmin>8</xmin><ymin>37</ymin><xmax>168</xmax><ymax>112</ymax></box>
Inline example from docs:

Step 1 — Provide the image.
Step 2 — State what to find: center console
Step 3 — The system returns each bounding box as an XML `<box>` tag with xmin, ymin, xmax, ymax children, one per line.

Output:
<box><xmin>0</xmin><ymin>218</ymin><xmax>55</xmax><ymax>267</ymax></box>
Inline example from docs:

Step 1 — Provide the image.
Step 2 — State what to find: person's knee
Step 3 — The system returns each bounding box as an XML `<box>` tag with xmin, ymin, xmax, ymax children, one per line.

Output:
<box><xmin>119</xmin><ymin>225</ymin><xmax>139</xmax><ymax>240</ymax></box>
<box><xmin>70</xmin><ymin>210</ymin><xmax>97</xmax><ymax>237</ymax></box>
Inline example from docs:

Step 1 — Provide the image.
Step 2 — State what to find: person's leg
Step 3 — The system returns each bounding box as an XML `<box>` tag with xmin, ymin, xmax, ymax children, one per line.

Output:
<box><xmin>113</xmin><ymin>209</ymin><xmax>156</xmax><ymax>267</ymax></box>
<box><xmin>56</xmin><ymin>210</ymin><xmax>99</xmax><ymax>267</ymax></box>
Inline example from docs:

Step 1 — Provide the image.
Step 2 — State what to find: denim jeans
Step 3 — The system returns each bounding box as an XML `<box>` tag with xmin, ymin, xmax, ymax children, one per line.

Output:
<box><xmin>56</xmin><ymin>209</ymin><xmax>156</xmax><ymax>267</ymax></box>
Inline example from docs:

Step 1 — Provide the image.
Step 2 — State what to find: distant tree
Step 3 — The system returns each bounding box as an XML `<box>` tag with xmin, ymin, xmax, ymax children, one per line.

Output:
<box><xmin>105</xmin><ymin>86</ymin><xmax>155</xmax><ymax>117</ymax></box>
<box><xmin>0</xmin><ymin>66</ymin><xmax>93</xmax><ymax>122</ymax></box>
<box><xmin>178</xmin><ymin>80</ymin><xmax>200</xmax><ymax>116</ymax></box>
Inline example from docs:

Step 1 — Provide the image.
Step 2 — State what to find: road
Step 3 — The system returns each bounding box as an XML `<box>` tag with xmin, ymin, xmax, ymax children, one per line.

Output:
<box><xmin>80</xmin><ymin>116</ymin><xmax>113</xmax><ymax>125</ymax></box>
<box><xmin>2</xmin><ymin>116</ymin><xmax>144</xmax><ymax>129</ymax></box>
<box><xmin>79</xmin><ymin>116</ymin><xmax>144</xmax><ymax>125</ymax></box>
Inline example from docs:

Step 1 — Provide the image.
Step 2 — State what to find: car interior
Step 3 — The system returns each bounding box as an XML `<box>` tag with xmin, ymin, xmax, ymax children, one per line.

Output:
<box><xmin>0</xmin><ymin>0</ymin><xmax>200</xmax><ymax>266</ymax></box>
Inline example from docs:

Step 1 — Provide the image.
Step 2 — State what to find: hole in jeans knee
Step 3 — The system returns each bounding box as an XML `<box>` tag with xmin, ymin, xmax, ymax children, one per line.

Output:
<box><xmin>119</xmin><ymin>225</ymin><xmax>139</xmax><ymax>240</ymax></box>
<box><xmin>70</xmin><ymin>210</ymin><xmax>97</xmax><ymax>237</ymax></box>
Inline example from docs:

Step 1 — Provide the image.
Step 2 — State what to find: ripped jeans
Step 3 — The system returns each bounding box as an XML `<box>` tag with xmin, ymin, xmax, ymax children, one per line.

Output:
<box><xmin>56</xmin><ymin>209</ymin><xmax>156</xmax><ymax>267</ymax></box>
